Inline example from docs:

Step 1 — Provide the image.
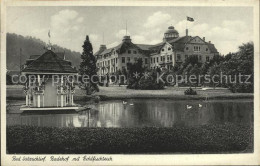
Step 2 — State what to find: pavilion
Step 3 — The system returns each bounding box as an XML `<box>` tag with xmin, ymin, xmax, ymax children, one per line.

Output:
<box><xmin>20</xmin><ymin>47</ymin><xmax>79</xmax><ymax>111</ymax></box>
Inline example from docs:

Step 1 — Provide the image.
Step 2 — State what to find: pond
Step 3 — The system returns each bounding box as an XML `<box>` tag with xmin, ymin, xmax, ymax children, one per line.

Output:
<box><xmin>7</xmin><ymin>99</ymin><xmax>253</xmax><ymax>128</ymax></box>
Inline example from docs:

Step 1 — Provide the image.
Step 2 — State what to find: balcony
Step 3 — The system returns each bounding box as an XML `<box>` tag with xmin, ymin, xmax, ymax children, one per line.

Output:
<box><xmin>165</xmin><ymin>60</ymin><xmax>172</xmax><ymax>64</ymax></box>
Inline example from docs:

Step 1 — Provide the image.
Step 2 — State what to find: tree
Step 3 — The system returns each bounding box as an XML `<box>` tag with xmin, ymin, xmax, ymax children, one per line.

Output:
<box><xmin>208</xmin><ymin>63</ymin><xmax>221</xmax><ymax>89</ymax></box>
<box><xmin>79</xmin><ymin>35</ymin><xmax>99</xmax><ymax>95</ymax></box>
<box><xmin>190</xmin><ymin>64</ymin><xmax>201</xmax><ymax>88</ymax></box>
<box><xmin>224</xmin><ymin>42</ymin><xmax>254</xmax><ymax>92</ymax></box>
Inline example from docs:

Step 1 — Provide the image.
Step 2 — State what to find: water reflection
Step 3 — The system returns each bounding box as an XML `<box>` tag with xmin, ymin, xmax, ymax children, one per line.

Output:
<box><xmin>7</xmin><ymin>99</ymin><xmax>253</xmax><ymax>128</ymax></box>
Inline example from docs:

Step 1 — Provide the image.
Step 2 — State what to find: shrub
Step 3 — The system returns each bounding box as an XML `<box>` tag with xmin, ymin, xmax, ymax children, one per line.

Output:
<box><xmin>229</xmin><ymin>83</ymin><xmax>253</xmax><ymax>93</ymax></box>
<box><xmin>184</xmin><ymin>88</ymin><xmax>197</xmax><ymax>95</ymax></box>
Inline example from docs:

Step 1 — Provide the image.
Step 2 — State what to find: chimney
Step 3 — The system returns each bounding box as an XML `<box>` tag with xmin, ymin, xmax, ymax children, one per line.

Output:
<box><xmin>99</xmin><ymin>44</ymin><xmax>107</xmax><ymax>52</ymax></box>
<box><xmin>209</xmin><ymin>41</ymin><xmax>211</xmax><ymax>44</ymax></box>
<box><xmin>186</xmin><ymin>29</ymin><xmax>188</xmax><ymax>36</ymax></box>
<box><xmin>203</xmin><ymin>37</ymin><xmax>205</xmax><ymax>41</ymax></box>
<box><xmin>122</xmin><ymin>36</ymin><xmax>131</xmax><ymax>43</ymax></box>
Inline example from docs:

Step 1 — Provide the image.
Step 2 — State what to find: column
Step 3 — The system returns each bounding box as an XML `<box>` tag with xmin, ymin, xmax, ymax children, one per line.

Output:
<box><xmin>37</xmin><ymin>75</ymin><xmax>41</xmax><ymax>107</ymax></box>
<box><xmin>25</xmin><ymin>83</ymin><xmax>28</xmax><ymax>106</ymax></box>
<box><xmin>61</xmin><ymin>75</ymin><xmax>63</xmax><ymax>107</ymax></box>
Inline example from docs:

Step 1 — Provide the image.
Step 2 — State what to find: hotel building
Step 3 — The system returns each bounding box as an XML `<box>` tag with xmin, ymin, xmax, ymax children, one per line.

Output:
<box><xmin>95</xmin><ymin>26</ymin><xmax>219</xmax><ymax>75</ymax></box>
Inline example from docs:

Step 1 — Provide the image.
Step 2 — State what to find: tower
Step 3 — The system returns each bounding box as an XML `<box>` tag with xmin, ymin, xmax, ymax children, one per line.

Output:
<box><xmin>163</xmin><ymin>26</ymin><xmax>179</xmax><ymax>42</ymax></box>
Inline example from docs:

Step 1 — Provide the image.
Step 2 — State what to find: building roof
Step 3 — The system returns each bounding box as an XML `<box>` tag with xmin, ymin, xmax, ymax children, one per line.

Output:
<box><xmin>22</xmin><ymin>50</ymin><xmax>77</xmax><ymax>74</ymax></box>
<box><xmin>28</xmin><ymin>52</ymin><xmax>65</xmax><ymax>60</ymax></box>
<box><xmin>136</xmin><ymin>44</ymin><xmax>154</xmax><ymax>51</ymax></box>
<box><xmin>207</xmin><ymin>43</ymin><xmax>219</xmax><ymax>53</ymax></box>
<box><xmin>94</xmin><ymin>34</ymin><xmax>218</xmax><ymax>56</ymax></box>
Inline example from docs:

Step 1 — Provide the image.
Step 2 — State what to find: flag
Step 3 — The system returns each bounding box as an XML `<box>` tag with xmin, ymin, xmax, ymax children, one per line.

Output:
<box><xmin>48</xmin><ymin>30</ymin><xmax>51</xmax><ymax>38</ymax></box>
<box><xmin>187</xmin><ymin>16</ymin><xmax>194</xmax><ymax>22</ymax></box>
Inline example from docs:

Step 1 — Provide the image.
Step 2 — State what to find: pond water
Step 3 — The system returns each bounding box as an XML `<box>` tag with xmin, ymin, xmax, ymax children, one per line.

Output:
<box><xmin>7</xmin><ymin>99</ymin><xmax>253</xmax><ymax>128</ymax></box>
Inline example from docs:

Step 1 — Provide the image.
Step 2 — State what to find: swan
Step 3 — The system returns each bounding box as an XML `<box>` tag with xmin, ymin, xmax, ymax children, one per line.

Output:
<box><xmin>123</xmin><ymin>101</ymin><xmax>127</xmax><ymax>105</ymax></box>
<box><xmin>129</xmin><ymin>103</ymin><xmax>134</xmax><ymax>106</ymax></box>
<box><xmin>199</xmin><ymin>104</ymin><xmax>202</xmax><ymax>108</ymax></box>
<box><xmin>187</xmin><ymin>105</ymin><xmax>192</xmax><ymax>109</ymax></box>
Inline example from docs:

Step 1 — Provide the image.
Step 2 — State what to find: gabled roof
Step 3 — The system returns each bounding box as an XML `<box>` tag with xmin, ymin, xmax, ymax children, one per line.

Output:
<box><xmin>22</xmin><ymin>50</ymin><xmax>77</xmax><ymax>74</ymax></box>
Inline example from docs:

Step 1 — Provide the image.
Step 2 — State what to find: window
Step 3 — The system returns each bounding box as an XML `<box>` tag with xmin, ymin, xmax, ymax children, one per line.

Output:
<box><xmin>206</xmin><ymin>48</ymin><xmax>208</xmax><ymax>51</ymax></box>
<box><xmin>194</xmin><ymin>46</ymin><xmax>201</xmax><ymax>52</ymax></box>
<box><xmin>133</xmin><ymin>50</ymin><xmax>137</xmax><ymax>54</ymax></box>
<box><xmin>128</xmin><ymin>50</ymin><xmax>131</xmax><ymax>54</ymax></box>
<box><xmin>154</xmin><ymin>58</ymin><xmax>156</xmax><ymax>63</ymax></box>
<box><xmin>134</xmin><ymin>57</ymin><xmax>137</xmax><ymax>62</ymax></box>
<box><xmin>199</xmin><ymin>55</ymin><xmax>202</xmax><ymax>61</ymax></box>
<box><xmin>177</xmin><ymin>54</ymin><xmax>181</xmax><ymax>61</ymax></box>
<box><xmin>145</xmin><ymin>58</ymin><xmax>148</xmax><ymax>64</ymax></box>
<box><xmin>162</xmin><ymin>49</ymin><xmax>165</xmax><ymax>52</ymax></box>
<box><xmin>185</xmin><ymin>55</ymin><xmax>188</xmax><ymax>59</ymax></box>
<box><xmin>151</xmin><ymin>58</ymin><xmax>153</xmax><ymax>63</ymax></box>
<box><xmin>127</xmin><ymin>57</ymin><xmax>130</xmax><ymax>62</ymax></box>
<box><xmin>170</xmin><ymin>56</ymin><xmax>172</xmax><ymax>60</ymax></box>
<box><xmin>167</xmin><ymin>56</ymin><xmax>170</xmax><ymax>61</ymax></box>
<box><xmin>186</xmin><ymin>47</ymin><xmax>189</xmax><ymax>50</ymax></box>
<box><xmin>168</xmin><ymin>47</ymin><xmax>171</xmax><ymax>51</ymax></box>
<box><xmin>157</xmin><ymin>57</ymin><xmax>159</xmax><ymax>62</ymax></box>
<box><xmin>122</xmin><ymin>57</ymin><xmax>125</xmax><ymax>63</ymax></box>
<box><xmin>116</xmin><ymin>58</ymin><xmax>118</xmax><ymax>63</ymax></box>
<box><xmin>206</xmin><ymin>56</ymin><xmax>210</xmax><ymax>62</ymax></box>
<box><xmin>160</xmin><ymin>56</ymin><xmax>163</xmax><ymax>61</ymax></box>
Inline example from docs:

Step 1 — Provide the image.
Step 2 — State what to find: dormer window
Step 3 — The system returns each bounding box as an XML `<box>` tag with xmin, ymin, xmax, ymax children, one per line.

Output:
<box><xmin>128</xmin><ymin>50</ymin><xmax>131</xmax><ymax>54</ymax></box>
<box><xmin>168</xmin><ymin>47</ymin><xmax>171</xmax><ymax>51</ymax></box>
<box><xmin>162</xmin><ymin>49</ymin><xmax>165</xmax><ymax>52</ymax></box>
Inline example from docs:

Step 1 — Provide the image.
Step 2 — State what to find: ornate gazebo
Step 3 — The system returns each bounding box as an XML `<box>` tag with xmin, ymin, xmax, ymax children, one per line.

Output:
<box><xmin>20</xmin><ymin>48</ymin><xmax>79</xmax><ymax>111</ymax></box>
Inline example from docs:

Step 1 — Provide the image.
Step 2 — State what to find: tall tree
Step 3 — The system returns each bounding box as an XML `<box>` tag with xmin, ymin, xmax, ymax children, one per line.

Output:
<box><xmin>79</xmin><ymin>35</ymin><xmax>99</xmax><ymax>94</ymax></box>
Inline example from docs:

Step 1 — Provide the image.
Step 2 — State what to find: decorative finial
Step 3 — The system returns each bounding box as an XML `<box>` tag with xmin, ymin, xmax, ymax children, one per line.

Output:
<box><xmin>86</xmin><ymin>35</ymin><xmax>89</xmax><ymax>41</ymax></box>
<box><xmin>47</xmin><ymin>30</ymin><xmax>52</xmax><ymax>50</ymax></box>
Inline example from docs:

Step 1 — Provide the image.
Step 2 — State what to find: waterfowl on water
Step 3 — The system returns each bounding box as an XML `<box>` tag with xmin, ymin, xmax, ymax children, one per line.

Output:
<box><xmin>123</xmin><ymin>101</ymin><xmax>127</xmax><ymax>105</ymax></box>
<box><xmin>129</xmin><ymin>103</ymin><xmax>134</xmax><ymax>106</ymax></box>
<box><xmin>199</xmin><ymin>104</ymin><xmax>202</xmax><ymax>108</ymax></box>
<box><xmin>186</xmin><ymin>105</ymin><xmax>192</xmax><ymax>109</ymax></box>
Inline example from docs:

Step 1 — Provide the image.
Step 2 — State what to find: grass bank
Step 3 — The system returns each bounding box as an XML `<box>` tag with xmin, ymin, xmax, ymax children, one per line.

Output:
<box><xmin>6</xmin><ymin>85</ymin><xmax>253</xmax><ymax>101</ymax></box>
<box><xmin>7</xmin><ymin>124</ymin><xmax>253</xmax><ymax>154</ymax></box>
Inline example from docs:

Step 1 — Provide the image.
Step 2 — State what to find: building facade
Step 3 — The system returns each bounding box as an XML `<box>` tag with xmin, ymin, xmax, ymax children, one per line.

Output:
<box><xmin>95</xmin><ymin>26</ymin><xmax>219</xmax><ymax>74</ymax></box>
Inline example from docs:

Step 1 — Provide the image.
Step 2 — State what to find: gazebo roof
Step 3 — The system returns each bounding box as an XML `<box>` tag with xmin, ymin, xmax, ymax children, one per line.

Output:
<box><xmin>22</xmin><ymin>50</ymin><xmax>78</xmax><ymax>74</ymax></box>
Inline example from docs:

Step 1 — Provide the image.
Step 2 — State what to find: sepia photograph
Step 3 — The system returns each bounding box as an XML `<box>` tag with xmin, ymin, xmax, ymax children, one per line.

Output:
<box><xmin>1</xmin><ymin>0</ymin><xmax>259</xmax><ymax>165</ymax></box>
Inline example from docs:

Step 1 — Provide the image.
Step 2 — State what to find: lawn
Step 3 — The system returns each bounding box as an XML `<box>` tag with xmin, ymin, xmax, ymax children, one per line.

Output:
<box><xmin>6</xmin><ymin>85</ymin><xmax>253</xmax><ymax>101</ymax></box>
<box><xmin>7</xmin><ymin>123</ymin><xmax>253</xmax><ymax>154</ymax></box>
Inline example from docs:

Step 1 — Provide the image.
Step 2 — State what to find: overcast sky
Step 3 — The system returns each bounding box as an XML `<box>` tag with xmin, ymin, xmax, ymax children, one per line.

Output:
<box><xmin>7</xmin><ymin>6</ymin><xmax>253</xmax><ymax>55</ymax></box>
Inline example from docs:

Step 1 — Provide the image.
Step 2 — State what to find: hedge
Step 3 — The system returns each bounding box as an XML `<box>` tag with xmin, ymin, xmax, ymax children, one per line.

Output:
<box><xmin>7</xmin><ymin>123</ymin><xmax>253</xmax><ymax>154</ymax></box>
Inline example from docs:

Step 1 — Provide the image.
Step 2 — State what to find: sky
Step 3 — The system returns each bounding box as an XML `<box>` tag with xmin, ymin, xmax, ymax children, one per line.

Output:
<box><xmin>7</xmin><ymin>6</ymin><xmax>253</xmax><ymax>55</ymax></box>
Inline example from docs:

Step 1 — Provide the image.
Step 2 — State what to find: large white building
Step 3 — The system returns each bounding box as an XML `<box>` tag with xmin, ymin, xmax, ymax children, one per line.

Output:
<box><xmin>95</xmin><ymin>26</ymin><xmax>219</xmax><ymax>74</ymax></box>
